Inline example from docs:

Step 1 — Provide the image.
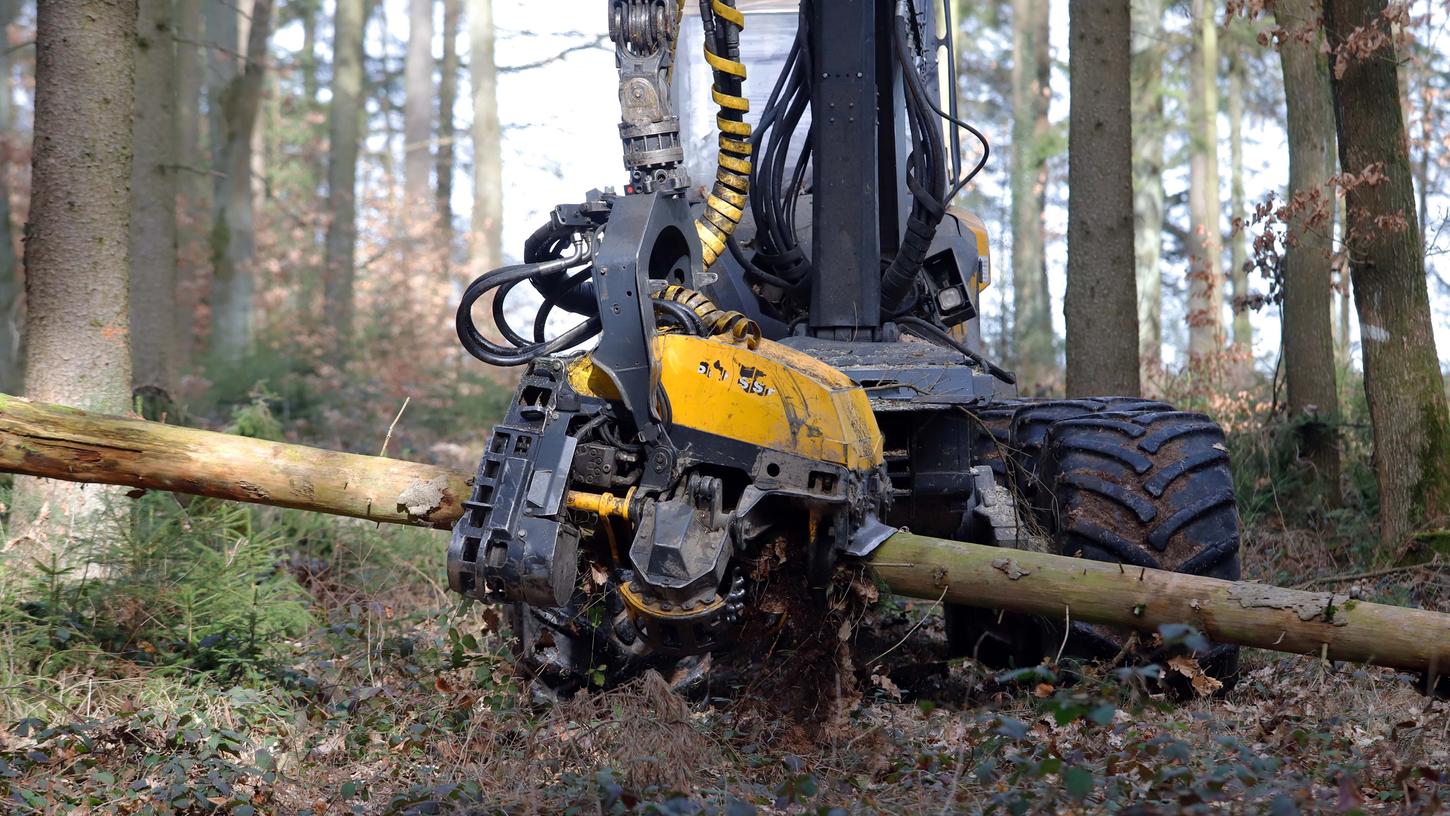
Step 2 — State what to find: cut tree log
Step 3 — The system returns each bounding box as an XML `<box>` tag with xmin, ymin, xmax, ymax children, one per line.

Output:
<box><xmin>0</xmin><ymin>393</ymin><xmax>1447</xmax><ymax>676</ymax></box>
<box><xmin>872</xmin><ymin>534</ymin><xmax>1450</xmax><ymax>676</ymax></box>
<box><xmin>0</xmin><ymin>394</ymin><xmax>471</xmax><ymax>528</ymax></box>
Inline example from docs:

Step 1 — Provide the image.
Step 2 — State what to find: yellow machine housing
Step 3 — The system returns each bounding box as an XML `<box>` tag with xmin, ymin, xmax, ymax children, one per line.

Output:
<box><xmin>567</xmin><ymin>332</ymin><xmax>885</xmax><ymax>474</ymax></box>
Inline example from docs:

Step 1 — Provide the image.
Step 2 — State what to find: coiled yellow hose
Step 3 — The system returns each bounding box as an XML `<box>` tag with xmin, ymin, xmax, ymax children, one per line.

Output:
<box><xmin>658</xmin><ymin>284</ymin><xmax>760</xmax><ymax>348</ymax></box>
<box><xmin>694</xmin><ymin>0</ymin><xmax>751</xmax><ymax>271</ymax></box>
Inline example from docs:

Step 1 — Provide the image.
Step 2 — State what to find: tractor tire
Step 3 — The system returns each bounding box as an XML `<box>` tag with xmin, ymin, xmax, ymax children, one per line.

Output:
<box><xmin>944</xmin><ymin>397</ymin><xmax>1168</xmax><ymax>667</ymax></box>
<box><xmin>1034</xmin><ymin>410</ymin><xmax>1241</xmax><ymax>684</ymax></box>
<box><xmin>965</xmin><ymin>399</ymin><xmax>1028</xmax><ymax>483</ymax></box>
<box><xmin>1006</xmin><ymin>398</ymin><xmax>1172</xmax><ymax>509</ymax></box>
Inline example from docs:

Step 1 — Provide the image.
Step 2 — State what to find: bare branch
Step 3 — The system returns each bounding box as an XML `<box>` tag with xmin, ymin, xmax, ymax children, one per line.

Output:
<box><xmin>496</xmin><ymin>34</ymin><xmax>609</xmax><ymax>73</ymax></box>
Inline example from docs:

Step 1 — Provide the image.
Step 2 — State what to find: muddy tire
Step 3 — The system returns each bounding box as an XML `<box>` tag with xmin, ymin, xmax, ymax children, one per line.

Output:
<box><xmin>965</xmin><ymin>399</ymin><xmax>1028</xmax><ymax>483</ymax></box>
<box><xmin>1007</xmin><ymin>398</ymin><xmax>1171</xmax><ymax>508</ymax></box>
<box><xmin>1035</xmin><ymin>410</ymin><xmax>1241</xmax><ymax>684</ymax></box>
<box><xmin>946</xmin><ymin>397</ymin><xmax>1169</xmax><ymax>667</ymax></box>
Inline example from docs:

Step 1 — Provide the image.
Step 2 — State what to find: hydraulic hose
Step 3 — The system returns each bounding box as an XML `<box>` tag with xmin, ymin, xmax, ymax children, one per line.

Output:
<box><xmin>694</xmin><ymin>0</ymin><xmax>751</xmax><ymax>270</ymax></box>
<box><xmin>658</xmin><ymin>283</ymin><xmax>760</xmax><ymax>347</ymax></box>
<box><xmin>879</xmin><ymin>12</ymin><xmax>948</xmax><ymax>317</ymax></box>
<box><xmin>897</xmin><ymin>316</ymin><xmax>1016</xmax><ymax>386</ymax></box>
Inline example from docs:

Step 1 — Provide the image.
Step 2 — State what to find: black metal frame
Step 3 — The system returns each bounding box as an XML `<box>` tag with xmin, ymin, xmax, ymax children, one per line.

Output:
<box><xmin>807</xmin><ymin>0</ymin><xmax>883</xmax><ymax>337</ymax></box>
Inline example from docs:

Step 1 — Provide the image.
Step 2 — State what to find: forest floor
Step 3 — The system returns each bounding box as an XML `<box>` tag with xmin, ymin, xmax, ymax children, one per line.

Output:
<box><xmin>1</xmin><ymin>499</ymin><xmax>1448</xmax><ymax>815</ymax></box>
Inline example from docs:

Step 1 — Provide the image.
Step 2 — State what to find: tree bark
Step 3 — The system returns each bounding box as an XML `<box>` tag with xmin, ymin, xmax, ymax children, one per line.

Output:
<box><xmin>2</xmin><ymin>392</ymin><xmax>1449</xmax><ymax>676</ymax></box>
<box><xmin>207</xmin><ymin>0</ymin><xmax>274</xmax><ymax>364</ymax></box>
<box><xmin>12</xmin><ymin>0</ymin><xmax>137</xmax><ymax>560</ymax></box>
<box><xmin>1325</xmin><ymin>0</ymin><xmax>1450</xmax><ymax>545</ymax></box>
<box><xmin>131</xmin><ymin>0</ymin><xmax>180</xmax><ymax>407</ymax></box>
<box><xmin>174</xmin><ymin>0</ymin><xmax>206</xmax><ymax>369</ymax></box>
<box><xmin>324</xmin><ymin>0</ymin><xmax>369</xmax><ymax>349</ymax></box>
<box><xmin>405</xmin><ymin>0</ymin><xmax>436</xmax><ymax>209</ymax></box>
<box><xmin>1274</xmin><ymin>0</ymin><xmax>1341</xmax><ymax>505</ymax></box>
<box><xmin>0</xmin><ymin>0</ymin><xmax>22</xmax><ymax>396</ymax></box>
<box><xmin>1130</xmin><ymin>0</ymin><xmax>1165</xmax><ymax>379</ymax></box>
<box><xmin>1065</xmin><ymin>0</ymin><xmax>1139</xmax><ymax>398</ymax></box>
<box><xmin>468</xmin><ymin>0</ymin><xmax>502</xmax><ymax>281</ymax></box>
<box><xmin>437</xmin><ymin>0</ymin><xmax>461</xmax><ymax>233</ymax></box>
<box><xmin>1187</xmin><ymin>0</ymin><xmax>1224</xmax><ymax>372</ymax></box>
<box><xmin>1008</xmin><ymin>0</ymin><xmax>1054</xmax><ymax>394</ymax></box>
<box><xmin>1227</xmin><ymin>35</ymin><xmax>1252</xmax><ymax>360</ymax></box>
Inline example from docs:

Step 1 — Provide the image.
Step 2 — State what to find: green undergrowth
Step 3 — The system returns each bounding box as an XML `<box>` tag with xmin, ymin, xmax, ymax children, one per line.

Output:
<box><xmin>193</xmin><ymin>342</ymin><xmax>512</xmax><ymax>458</ymax></box>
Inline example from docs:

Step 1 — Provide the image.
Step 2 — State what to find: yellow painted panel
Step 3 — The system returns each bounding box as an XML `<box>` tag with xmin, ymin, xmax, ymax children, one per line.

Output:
<box><xmin>565</xmin><ymin>334</ymin><xmax>883</xmax><ymax>472</ymax></box>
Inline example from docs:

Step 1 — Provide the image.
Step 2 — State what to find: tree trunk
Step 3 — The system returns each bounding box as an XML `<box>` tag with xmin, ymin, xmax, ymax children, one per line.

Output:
<box><xmin>1186</xmin><ymin>0</ymin><xmax>1224</xmax><ymax>372</ymax></box>
<box><xmin>1130</xmin><ymin>0</ymin><xmax>1165</xmax><ymax>380</ymax></box>
<box><xmin>1226</xmin><ymin>36</ymin><xmax>1252</xmax><ymax>361</ymax></box>
<box><xmin>174</xmin><ymin>0</ymin><xmax>206</xmax><ymax>369</ymax></box>
<box><xmin>300</xmin><ymin>0</ymin><xmax>319</xmax><ymax>103</ymax></box>
<box><xmin>1008</xmin><ymin>0</ymin><xmax>1053</xmax><ymax>395</ymax></box>
<box><xmin>204</xmin><ymin>0</ymin><xmax>238</xmax><ymax>192</ymax></box>
<box><xmin>207</xmin><ymin>0</ymin><xmax>274</xmax><ymax>364</ymax></box>
<box><xmin>468</xmin><ymin>0</ymin><xmax>502</xmax><ymax>281</ymax></box>
<box><xmin>0</xmin><ymin>0</ymin><xmax>22</xmax><ymax>396</ymax></box>
<box><xmin>1325</xmin><ymin>0</ymin><xmax>1450</xmax><ymax>545</ymax></box>
<box><xmin>405</xmin><ymin>0</ymin><xmax>435</xmax><ymax>209</ymax></box>
<box><xmin>130</xmin><ymin>0</ymin><xmax>180</xmax><ymax>408</ymax></box>
<box><xmin>1065</xmin><ymin>0</ymin><xmax>1139</xmax><ymax>398</ymax></box>
<box><xmin>437</xmin><ymin>0</ymin><xmax>461</xmax><ymax>234</ymax></box>
<box><xmin>3</xmin><ymin>392</ymin><xmax>1450</xmax><ymax>677</ymax></box>
<box><xmin>324</xmin><ymin>0</ymin><xmax>369</xmax><ymax>349</ymax></box>
<box><xmin>11</xmin><ymin>0</ymin><xmax>137</xmax><ymax>562</ymax></box>
<box><xmin>1274</xmin><ymin>0</ymin><xmax>1341</xmax><ymax>505</ymax></box>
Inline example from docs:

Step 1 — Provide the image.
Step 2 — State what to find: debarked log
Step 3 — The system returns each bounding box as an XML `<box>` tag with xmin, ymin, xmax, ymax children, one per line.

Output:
<box><xmin>0</xmin><ymin>393</ymin><xmax>1446</xmax><ymax>676</ymax></box>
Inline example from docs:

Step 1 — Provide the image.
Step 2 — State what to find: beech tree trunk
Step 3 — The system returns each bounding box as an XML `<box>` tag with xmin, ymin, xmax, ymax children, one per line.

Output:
<box><xmin>324</xmin><ymin>0</ymin><xmax>368</xmax><ymax>349</ymax></box>
<box><xmin>1325</xmin><ymin>0</ymin><xmax>1450</xmax><ymax>545</ymax></box>
<box><xmin>405</xmin><ymin>0</ymin><xmax>436</xmax><ymax>209</ymax></box>
<box><xmin>437</xmin><ymin>0</ymin><xmax>461</xmax><ymax>234</ymax></box>
<box><xmin>1227</xmin><ymin>37</ymin><xmax>1252</xmax><ymax>361</ymax></box>
<box><xmin>1008</xmin><ymin>0</ymin><xmax>1054</xmax><ymax>394</ymax></box>
<box><xmin>131</xmin><ymin>0</ymin><xmax>180</xmax><ymax>407</ymax></box>
<box><xmin>1065</xmin><ymin>0</ymin><xmax>1139</xmax><ymax>398</ymax></box>
<box><xmin>1186</xmin><ymin>0</ymin><xmax>1224</xmax><ymax>371</ymax></box>
<box><xmin>0</xmin><ymin>0</ymin><xmax>22</xmax><ymax>396</ymax></box>
<box><xmin>207</xmin><ymin>0</ymin><xmax>274</xmax><ymax>364</ymax></box>
<box><xmin>1274</xmin><ymin>0</ymin><xmax>1341</xmax><ymax>505</ymax></box>
<box><xmin>174</xmin><ymin>0</ymin><xmax>206</xmax><ymax>369</ymax></box>
<box><xmin>1130</xmin><ymin>0</ymin><xmax>1165</xmax><ymax>379</ymax></box>
<box><xmin>11</xmin><ymin>0</ymin><xmax>137</xmax><ymax>561</ymax></box>
<box><xmin>468</xmin><ymin>0</ymin><xmax>503</xmax><ymax>281</ymax></box>
<box><xmin>2</xmin><ymin>393</ymin><xmax>1449</xmax><ymax>676</ymax></box>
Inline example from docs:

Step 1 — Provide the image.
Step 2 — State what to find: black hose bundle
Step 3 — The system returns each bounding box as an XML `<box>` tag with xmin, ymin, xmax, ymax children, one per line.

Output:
<box><xmin>879</xmin><ymin>10</ymin><xmax>948</xmax><ymax>317</ymax></box>
<box><xmin>742</xmin><ymin>0</ymin><xmax>814</xmax><ymax>294</ymax></box>
<box><xmin>456</xmin><ymin>221</ymin><xmax>709</xmax><ymax>367</ymax></box>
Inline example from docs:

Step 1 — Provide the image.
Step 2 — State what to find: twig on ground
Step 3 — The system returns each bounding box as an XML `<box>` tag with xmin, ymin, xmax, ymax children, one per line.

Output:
<box><xmin>867</xmin><ymin>586</ymin><xmax>947</xmax><ymax>667</ymax></box>
<box><xmin>1293</xmin><ymin>556</ymin><xmax>1445</xmax><ymax>589</ymax></box>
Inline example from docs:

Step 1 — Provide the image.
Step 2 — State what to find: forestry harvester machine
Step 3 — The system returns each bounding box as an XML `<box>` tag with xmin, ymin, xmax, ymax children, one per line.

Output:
<box><xmin>449</xmin><ymin>0</ymin><xmax>1241</xmax><ymax>695</ymax></box>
